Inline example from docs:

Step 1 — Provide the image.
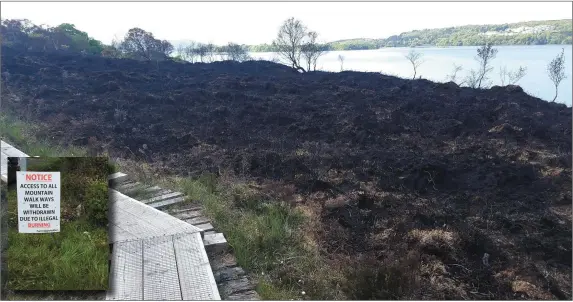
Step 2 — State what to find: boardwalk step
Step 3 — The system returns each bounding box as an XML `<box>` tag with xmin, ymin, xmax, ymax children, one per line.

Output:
<box><xmin>143</xmin><ymin>189</ymin><xmax>174</xmax><ymax>200</ymax></box>
<box><xmin>170</xmin><ymin>206</ymin><xmax>203</xmax><ymax>214</ymax></box>
<box><xmin>203</xmin><ymin>233</ymin><xmax>228</xmax><ymax>254</ymax></box>
<box><xmin>141</xmin><ymin>191</ymin><xmax>182</xmax><ymax>204</ymax></box>
<box><xmin>148</xmin><ymin>196</ymin><xmax>187</xmax><ymax>209</ymax></box>
<box><xmin>108</xmin><ymin>172</ymin><xmax>129</xmax><ymax>186</ymax></box>
<box><xmin>195</xmin><ymin>223</ymin><xmax>214</xmax><ymax>232</ymax></box>
<box><xmin>185</xmin><ymin>216</ymin><xmax>210</xmax><ymax>225</ymax></box>
<box><xmin>173</xmin><ymin>210</ymin><xmax>202</xmax><ymax>220</ymax></box>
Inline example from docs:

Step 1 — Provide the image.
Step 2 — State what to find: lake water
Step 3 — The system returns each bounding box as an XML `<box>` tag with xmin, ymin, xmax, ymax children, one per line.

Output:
<box><xmin>251</xmin><ymin>45</ymin><xmax>572</xmax><ymax>106</ymax></box>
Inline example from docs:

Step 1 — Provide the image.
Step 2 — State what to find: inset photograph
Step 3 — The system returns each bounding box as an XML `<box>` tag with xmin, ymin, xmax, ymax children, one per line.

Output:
<box><xmin>3</xmin><ymin>157</ymin><xmax>110</xmax><ymax>291</ymax></box>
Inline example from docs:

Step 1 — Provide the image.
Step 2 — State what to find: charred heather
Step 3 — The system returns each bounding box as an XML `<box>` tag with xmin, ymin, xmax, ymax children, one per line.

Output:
<box><xmin>2</xmin><ymin>46</ymin><xmax>571</xmax><ymax>299</ymax></box>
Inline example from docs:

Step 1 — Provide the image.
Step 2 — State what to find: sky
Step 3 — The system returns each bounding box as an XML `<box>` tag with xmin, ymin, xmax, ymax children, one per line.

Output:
<box><xmin>1</xmin><ymin>2</ymin><xmax>572</xmax><ymax>46</ymax></box>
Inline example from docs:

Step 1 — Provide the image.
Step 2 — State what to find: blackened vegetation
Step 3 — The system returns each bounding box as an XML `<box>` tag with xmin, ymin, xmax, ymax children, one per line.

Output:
<box><xmin>2</xmin><ymin>45</ymin><xmax>571</xmax><ymax>299</ymax></box>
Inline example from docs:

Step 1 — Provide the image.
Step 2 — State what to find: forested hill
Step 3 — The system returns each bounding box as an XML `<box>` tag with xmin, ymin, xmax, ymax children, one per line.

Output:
<box><xmin>376</xmin><ymin>19</ymin><xmax>572</xmax><ymax>48</ymax></box>
<box><xmin>249</xmin><ymin>19</ymin><xmax>572</xmax><ymax>51</ymax></box>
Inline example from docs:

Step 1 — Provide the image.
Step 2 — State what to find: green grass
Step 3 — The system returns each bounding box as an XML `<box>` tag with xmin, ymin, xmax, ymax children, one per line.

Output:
<box><xmin>157</xmin><ymin>175</ymin><xmax>346</xmax><ymax>300</ymax></box>
<box><xmin>4</xmin><ymin>157</ymin><xmax>110</xmax><ymax>291</ymax></box>
<box><xmin>6</xmin><ymin>222</ymin><xmax>108</xmax><ymax>290</ymax></box>
<box><xmin>4</xmin><ymin>292</ymin><xmax>105</xmax><ymax>301</ymax></box>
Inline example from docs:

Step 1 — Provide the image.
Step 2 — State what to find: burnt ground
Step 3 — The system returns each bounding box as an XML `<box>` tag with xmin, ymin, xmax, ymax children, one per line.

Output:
<box><xmin>1</xmin><ymin>46</ymin><xmax>572</xmax><ymax>299</ymax></box>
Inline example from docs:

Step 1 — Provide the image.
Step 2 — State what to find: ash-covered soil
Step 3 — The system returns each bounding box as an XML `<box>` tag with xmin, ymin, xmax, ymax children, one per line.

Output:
<box><xmin>2</xmin><ymin>46</ymin><xmax>571</xmax><ymax>299</ymax></box>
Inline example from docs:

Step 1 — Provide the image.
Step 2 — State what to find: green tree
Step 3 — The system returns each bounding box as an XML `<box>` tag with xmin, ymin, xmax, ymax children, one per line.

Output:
<box><xmin>1</xmin><ymin>19</ymin><xmax>105</xmax><ymax>55</ymax></box>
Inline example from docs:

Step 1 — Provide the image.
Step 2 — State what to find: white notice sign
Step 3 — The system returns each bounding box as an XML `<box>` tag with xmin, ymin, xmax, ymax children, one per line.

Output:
<box><xmin>16</xmin><ymin>171</ymin><xmax>61</xmax><ymax>233</ymax></box>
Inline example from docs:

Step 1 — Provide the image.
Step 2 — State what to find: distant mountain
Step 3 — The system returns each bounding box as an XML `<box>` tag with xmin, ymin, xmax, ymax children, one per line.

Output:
<box><xmin>249</xmin><ymin>19</ymin><xmax>572</xmax><ymax>52</ymax></box>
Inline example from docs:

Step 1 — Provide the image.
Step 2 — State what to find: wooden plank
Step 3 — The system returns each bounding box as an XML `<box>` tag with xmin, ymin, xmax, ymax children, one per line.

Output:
<box><xmin>170</xmin><ymin>206</ymin><xmax>203</xmax><ymax>214</ymax></box>
<box><xmin>148</xmin><ymin>196</ymin><xmax>187</xmax><ymax>209</ymax></box>
<box><xmin>195</xmin><ymin>223</ymin><xmax>215</xmax><ymax>232</ymax></box>
<box><xmin>141</xmin><ymin>192</ymin><xmax>183</xmax><ymax>204</ymax></box>
<box><xmin>184</xmin><ymin>216</ymin><xmax>210</xmax><ymax>225</ymax></box>
<box><xmin>106</xmin><ymin>240</ymin><xmax>144</xmax><ymax>300</ymax></box>
<box><xmin>110</xmin><ymin>202</ymin><xmax>196</xmax><ymax>243</ymax></box>
<box><xmin>173</xmin><ymin>210</ymin><xmax>203</xmax><ymax>220</ymax></box>
<box><xmin>140</xmin><ymin>189</ymin><xmax>174</xmax><ymax>201</ymax></box>
<box><xmin>142</xmin><ymin>236</ymin><xmax>182</xmax><ymax>300</ymax></box>
<box><xmin>109</xmin><ymin>190</ymin><xmax>201</xmax><ymax>243</ymax></box>
<box><xmin>203</xmin><ymin>233</ymin><xmax>228</xmax><ymax>254</ymax></box>
<box><xmin>173</xmin><ymin>233</ymin><xmax>221</xmax><ymax>300</ymax></box>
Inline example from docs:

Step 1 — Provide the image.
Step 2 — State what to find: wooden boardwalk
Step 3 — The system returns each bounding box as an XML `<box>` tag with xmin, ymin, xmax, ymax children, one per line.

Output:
<box><xmin>0</xmin><ymin>140</ymin><xmax>221</xmax><ymax>300</ymax></box>
<box><xmin>107</xmin><ymin>174</ymin><xmax>259</xmax><ymax>300</ymax></box>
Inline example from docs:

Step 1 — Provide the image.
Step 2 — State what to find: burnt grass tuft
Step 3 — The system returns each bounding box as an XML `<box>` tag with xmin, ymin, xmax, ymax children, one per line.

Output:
<box><xmin>1</xmin><ymin>45</ymin><xmax>571</xmax><ymax>299</ymax></box>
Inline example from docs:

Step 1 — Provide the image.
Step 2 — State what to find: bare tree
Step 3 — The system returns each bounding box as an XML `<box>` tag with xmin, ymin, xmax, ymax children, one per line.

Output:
<box><xmin>301</xmin><ymin>31</ymin><xmax>325</xmax><ymax>71</ymax></box>
<box><xmin>182</xmin><ymin>41</ymin><xmax>199</xmax><ymax>63</ymax></box>
<box><xmin>272</xmin><ymin>17</ymin><xmax>307</xmax><ymax>72</ymax></box>
<box><xmin>405</xmin><ymin>49</ymin><xmax>424</xmax><ymax>79</ymax></box>
<box><xmin>446</xmin><ymin>64</ymin><xmax>464</xmax><ymax>84</ymax></box>
<box><xmin>194</xmin><ymin>43</ymin><xmax>208</xmax><ymax>62</ymax></box>
<box><xmin>176</xmin><ymin>44</ymin><xmax>186</xmax><ymax>60</ymax></box>
<box><xmin>499</xmin><ymin>65</ymin><xmax>527</xmax><ymax>86</ymax></box>
<box><xmin>474</xmin><ymin>43</ymin><xmax>498</xmax><ymax>88</ymax></box>
<box><xmin>204</xmin><ymin>43</ymin><xmax>217</xmax><ymax>63</ymax></box>
<box><xmin>547</xmin><ymin>48</ymin><xmax>567</xmax><ymax>102</ymax></box>
<box><xmin>338</xmin><ymin>54</ymin><xmax>345</xmax><ymax>71</ymax></box>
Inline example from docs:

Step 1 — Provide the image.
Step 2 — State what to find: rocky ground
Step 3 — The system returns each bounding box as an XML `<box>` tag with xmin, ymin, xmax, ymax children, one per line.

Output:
<box><xmin>1</xmin><ymin>45</ymin><xmax>571</xmax><ymax>299</ymax></box>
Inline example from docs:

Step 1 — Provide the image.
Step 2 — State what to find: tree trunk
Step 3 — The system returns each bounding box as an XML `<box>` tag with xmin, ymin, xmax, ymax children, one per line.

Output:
<box><xmin>552</xmin><ymin>85</ymin><xmax>559</xmax><ymax>102</ymax></box>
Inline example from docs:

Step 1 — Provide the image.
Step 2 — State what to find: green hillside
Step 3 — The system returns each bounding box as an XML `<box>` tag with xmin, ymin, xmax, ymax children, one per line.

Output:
<box><xmin>379</xmin><ymin>19</ymin><xmax>572</xmax><ymax>48</ymax></box>
<box><xmin>249</xmin><ymin>19</ymin><xmax>572</xmax><ymax>51</ymax></box>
